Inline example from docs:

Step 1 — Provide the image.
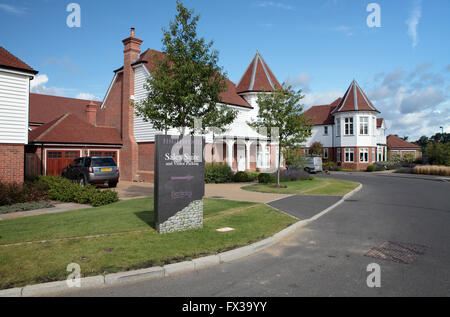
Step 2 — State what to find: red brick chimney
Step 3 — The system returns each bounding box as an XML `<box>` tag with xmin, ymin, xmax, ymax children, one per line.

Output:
<box><xmin>120</xmin><ymin>27</ymin><xmax>143</xmax><ymax>181</ymax></box>
<box><xmin>85</xmin><ymin>101</ymin><xmax>97</xmax><ymax>126</ymax></box>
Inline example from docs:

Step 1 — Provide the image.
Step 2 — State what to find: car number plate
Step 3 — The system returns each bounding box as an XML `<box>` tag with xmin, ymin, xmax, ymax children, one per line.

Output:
<box><xmin>101</xmin><ymin>168</ymin><xmax>112</xmax><ymax>172</ymax></box>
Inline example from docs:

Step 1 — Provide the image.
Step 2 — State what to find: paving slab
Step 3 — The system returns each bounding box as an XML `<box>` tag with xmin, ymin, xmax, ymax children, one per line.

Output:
<box><xmin>268</xmin><ymin>195</ymin><xmax>342</xmax><ymax>220</ymax></box>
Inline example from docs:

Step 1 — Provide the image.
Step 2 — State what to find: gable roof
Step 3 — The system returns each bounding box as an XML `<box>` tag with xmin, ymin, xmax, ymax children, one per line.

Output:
<box><xmin>236</xmin><ymin>51</ymin><xmax>281</xmax><ymax>94</ymax></box>
<box><xmin>113</xmin><ymin>48</ymin><xmax>251</xmax><ymax>109</ymax></box>
<box><xmin>331</xmin><ymin>80</ymin><xmax>379</xmax><ymax>114</ymax></box>
<box><xmin>29</xmin><ymin>93</ymin><xmax>102</xmax><ymax>125</ymax></box>
<box><xmin>29</xmin><ymin>113</ymin><xmax>121</xmax><ymax>145</ymax></box>
<box><xmin>387</xmin><ymin>135</ymin><xmax>420</xmax><ymax>149</ymax></box>
<box><xmin>0</xmin><ymin>47</ymin><xmax>38</xmax><ymax>74</ymax></box>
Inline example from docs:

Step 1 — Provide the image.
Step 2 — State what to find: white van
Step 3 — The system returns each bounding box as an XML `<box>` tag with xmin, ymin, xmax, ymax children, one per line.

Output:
<box><xmin>303</xmin><ymin>156</ymin><xmax>323</xmax><ymax>173</ymax></box>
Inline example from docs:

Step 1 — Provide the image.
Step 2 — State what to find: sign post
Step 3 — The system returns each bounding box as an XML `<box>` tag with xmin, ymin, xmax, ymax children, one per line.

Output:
<box><xmin>154</xmin><ymin>134</ymin><xmax>205</xmax><ymax>233</ymax></box>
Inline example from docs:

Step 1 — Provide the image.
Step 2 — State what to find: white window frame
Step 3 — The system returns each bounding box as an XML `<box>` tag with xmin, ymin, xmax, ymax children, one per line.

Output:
<box><xmin>372</xmin><ymin>148</ymin><xmax>376</xmax><ymax>162</ymax></box>
<box><xmin>324</xmin><ymin>126</ymin><xmax>328</xmax><ymax>135</ymax></box>
<box><xmin>257</xmin><ymin>145</ymin><xmax>270</xmax><ymax>168</ymax></box>
<box><xmin>360</xmin><ymin>117</ymin><xmax>369</xmax><ymax>135</ymax></box>
<box><xmin>359</xmin><ymin>148</ymin><xmax>369</xmax><ymax>163</ymax></box>
<box><xmin>336</xmin><ymin>119</ymin><xmax>341</xmax><ymax>137</ymax></box>
<box><xmin>323</xmin><ymin>148</ymin><xmax>329</xmax><ymax>159</ymax></box>
<box><xmin>345</xmin><ymin>148</ymin><xmax>354</xmax><ymax>162</ymax></box>
<box><xmin>337</xmin><ymin>148</ymin><xmax>341</xmax><ymax>163</ymax></box>
<box><xmin>344</xmin><ymin>117</ymin><xmax>354</xmax><ymax>135</ymax></box>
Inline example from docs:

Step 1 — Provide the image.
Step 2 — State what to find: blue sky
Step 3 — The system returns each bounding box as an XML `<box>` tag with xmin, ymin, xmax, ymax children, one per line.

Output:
<box><xmin>0</xmin><ymin>0</ymin><xmax>449</xmax><ymax>140</ymax></box>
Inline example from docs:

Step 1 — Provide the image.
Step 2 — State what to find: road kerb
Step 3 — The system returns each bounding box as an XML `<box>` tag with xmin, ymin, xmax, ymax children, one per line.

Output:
<box><xmin>0</xmin><ymin>183</ymin><xmax>362</xmax><ymax>297</ymax></box>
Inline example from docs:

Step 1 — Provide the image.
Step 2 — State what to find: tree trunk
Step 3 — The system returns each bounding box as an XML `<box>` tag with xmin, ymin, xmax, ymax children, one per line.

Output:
<box><xmin>277</xmin><ymin>144</ymin><xmax>282</xmax><ymax>187</ymax></box>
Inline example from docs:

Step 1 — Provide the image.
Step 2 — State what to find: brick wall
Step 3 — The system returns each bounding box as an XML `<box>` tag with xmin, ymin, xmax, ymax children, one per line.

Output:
<box><xmin>0</xmin><ymin>144</ymin><xmax>24</xmax><ymax>184</ymax></box>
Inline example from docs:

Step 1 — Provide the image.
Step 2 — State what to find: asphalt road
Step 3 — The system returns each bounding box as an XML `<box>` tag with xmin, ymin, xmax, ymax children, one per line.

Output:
<box><xmin>60</xmin><ymin>173</ymin><xmax>450</xmax><ymax>296</ymax></box>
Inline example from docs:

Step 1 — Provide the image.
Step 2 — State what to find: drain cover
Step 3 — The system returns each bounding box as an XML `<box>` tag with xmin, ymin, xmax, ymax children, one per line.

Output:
<box><xmin>211</xmin><ymin>196</ymin><xmax>224</xmax><ymax>199</ymax></box>
<box><xmin>365</xmin><ymin>241</ymin><xmax>427</xmax><ymax>264</ymax></box>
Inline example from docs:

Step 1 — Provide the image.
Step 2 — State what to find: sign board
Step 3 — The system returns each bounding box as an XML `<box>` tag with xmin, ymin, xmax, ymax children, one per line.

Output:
<box><xmin>154</xmin><ymin>134</ymin><xmax>205</xmax><ymax>233</ymax></box>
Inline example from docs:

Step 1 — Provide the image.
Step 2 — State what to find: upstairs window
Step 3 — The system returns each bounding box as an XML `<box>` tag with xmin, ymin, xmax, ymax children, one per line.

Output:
<box><xmin>336</xmin><ymin>120</ymin><xmax>341</xmax><ymax>137</ymax></box>
<box><xmin>344</xmin><ymin>118</ymin><xmax>354</xmax><ymax>135</ymax></box>
<box><xmin>324</xmin><ymin>126</ymin><xmax>329</xmax><ymax>135</ymax></box>
<box><xmin>360</xmin><ymin>117</ymin><xmax>369</xmax><ymax>135</ymax></box>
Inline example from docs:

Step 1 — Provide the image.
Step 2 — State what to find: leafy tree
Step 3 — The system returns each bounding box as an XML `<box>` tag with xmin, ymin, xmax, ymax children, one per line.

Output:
<box><xmin>135</xmin><ymin>0</ymin><xmax>237</xmax><ymax>135</ymax></box>
<box><xmin>310</xmin><ymin>142</ymin><xmax>323</xmax><ymax>156</ymax></box>
<box><xmin>425</xmin><ymin>142</ymin><xmax>450</xmax><ymax>165</ymax></box>
<box><xmin>430</xmin><ymin>132</ymin><xmax>450</xmax><ymax>144</ymax></box>
<box><xmin>414</xmin><ymin>135</ymin><xmax>429</xmax><ymax>152</ymax></box>
<box><xmin>284</xmin><ymin>147</ymin><xmax>309</xmax><ymax>170</ymax></box>
<box><xmin>248</xmin><ymin>85</ymin><xmax>312</xmax><ymax>187</ymax></box>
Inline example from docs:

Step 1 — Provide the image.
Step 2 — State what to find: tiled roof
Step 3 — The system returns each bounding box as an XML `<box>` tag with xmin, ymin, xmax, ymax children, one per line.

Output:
<box><xmin>236</xmin><ymin>51</ymin><xmax>281</xmax><ymax>94</ymax></box>
<box><xmin>29</xmin><ymin>93</ymin><xmax>102</xmax><ymax>124</ymax></box>
<box><xmin>331</xmin><ymin>80</ymin><xmax>378</xmax><ymax>114</ymax></box>
<box><xmin>123</xmin><ymin>48</ymin><xmax>252</xmax><ymax>108</ymax></box>
<box><xmin>387</xmin><ymin>135</ymin><xmax>420</xmax><ymax>149</ymax></box>
<box><xmin>304</xmin><ymin>105</ymin><xmax>335</xmax><ymax>125</ymax></box>
<box><xmin>29</xmin><ymin>113</ymin><xmax>121</xmax><ymax>145</ymax></box>
<box><xmin>0</xmin><ymin>47</ymin><xmax>37</xmax><ymax>74</ymax></box>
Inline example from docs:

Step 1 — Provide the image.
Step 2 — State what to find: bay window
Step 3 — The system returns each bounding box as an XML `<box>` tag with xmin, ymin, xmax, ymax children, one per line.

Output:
<box><xmin>359</xmin><ymin>148</ymin><xmax>369</xmax><ymax>162</ymax></box>
<box><xmin>344</xmin><ymin>117</ymin><xmax>354</xmax><ymax>135</ymax></box>
<box><xmin>345</xmin><ymin>148</ymin><xmax>354</xmax><ymax>162</ymax></box>
<box><xmin>360</xmin><ymin>117</ymin><xmax>369</xmax><ymax>135</ymax></box>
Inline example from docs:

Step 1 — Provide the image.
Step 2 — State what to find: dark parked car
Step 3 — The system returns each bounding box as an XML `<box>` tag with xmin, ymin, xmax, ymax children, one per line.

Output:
<box><xmin>62</xmin><ymin>156</ymin><xmax>119</xmax><ymax>188</ymax></box>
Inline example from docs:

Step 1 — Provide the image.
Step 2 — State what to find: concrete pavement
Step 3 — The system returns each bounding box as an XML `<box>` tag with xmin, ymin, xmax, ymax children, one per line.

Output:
<box><xmin>58</xmin><ymin>173</ymin><xmax>450</xmax><ymax>296</ymax></box>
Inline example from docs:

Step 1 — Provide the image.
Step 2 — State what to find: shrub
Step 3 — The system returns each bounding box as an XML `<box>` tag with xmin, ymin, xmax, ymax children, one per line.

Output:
<box><xmin>0</xmin><ymin>181</ymin><xmax>48</xmax><ymax>207</ymax></box>
<box><xmin>205</xmin><ymin>163</ymin><xmax>233</xmax><ymax>184</ymax></box>
<box><xmin>0</xmin><ymin>201</ymin><xmax>54</xmax><ymax>214</ymax></box>
<box><xmin>258</xmin><ymin>173</ymin><xmax>276</xmax><ymax>184</ymax></box>
<box><xmin>246</xmin><ymin>172</ymin><xmax>259</xmax><ymax>182</ymax></box>
<box><xmin>37</xmin><ymin>176</ymin><xmax>118</xmax><ymax>206</ymax></box>
<box><xmin>413</xmin><ymin>165</ymin><xmax>450</xmax><ymax>176</ymax></box>
<box><xmin>425</xmin><ymin>142</ymin><xmax>450</xmax><ymax>166</ymax></box>
<box><xmin>277</xmin><ymin>170</ymin><xmax>311</xmax><ymax>181</ymax></box>
<box><xmin>366</xmin><ymin>165</ymin><xmax>376</xmax><ymax>172</ymax></box>
<box><xmin>233</xmin><ymin>171</ymin><xmax>249</xmax><ymax>183</ymax></box>
<box><xmin>323</xmin><ymin>161</ymin><xmax>341</xmax><ymax>171</ymax></box>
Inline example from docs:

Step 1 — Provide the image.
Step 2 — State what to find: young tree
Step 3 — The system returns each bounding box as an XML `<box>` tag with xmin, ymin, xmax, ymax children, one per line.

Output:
<box><xmin>310</xmin><ymin>141</ymin><xmax>323</xmax><ymax>156</ymax></box>
<box><xmin>248</xmin><ymin>85</ymin><xmax>312</xmax><ymax>187</ymax></box>
<box><xmin>135</xmin><ymin>0</ymin><xmax>237</xmax><ymax>135</ymax></box>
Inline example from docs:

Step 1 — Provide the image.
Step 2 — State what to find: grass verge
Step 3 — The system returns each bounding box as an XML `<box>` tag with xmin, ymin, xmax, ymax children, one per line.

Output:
<box><xmin>241</xmin><ymin>177</ymin><xmax>359</xmax><ymax>195</ymax></box>
<box><xmin>0</xmin><ymin>197</ymin><xmax>295</xmax><ymax>289</ymax></box>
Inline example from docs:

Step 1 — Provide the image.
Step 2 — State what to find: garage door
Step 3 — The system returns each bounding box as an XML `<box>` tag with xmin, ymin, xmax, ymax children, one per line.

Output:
<box><xmin>90</xmin><ymin>151</ymin><xmax>118</xmax><ymax>164</ymax></box>
<box><xmin>46</xmin><ymin>151</ymin><xmax>80</xmax><ymax>176</ymax></box>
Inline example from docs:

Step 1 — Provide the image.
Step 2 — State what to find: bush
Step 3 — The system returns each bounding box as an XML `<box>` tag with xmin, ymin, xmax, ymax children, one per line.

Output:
<box><xmin>247</xmin><ymin>172</ymin><xmax>259</xmax><ymax>182</ymax></box>
<box><xmin>425</xmin><ymin>142</ymin><xmax>450</xmax><ymax>166</ymax></box>
<box><xmin>204</xmin><ymin>163</ymin><xmax>233</xmax><ymax>184</ymax></box>
<box><xmin>0</xmin><ymin>201</ymin><xmax>54</xmax><ymax>214</ymax></box>
<box><xmin>233</xmin><ymin>171</ymin><xmax>249</xmax><ymax>183</ymax></box>
<box><xmin>0</xmin><ymin>181</ymin><xmax>48</xmax><ymax>207</ymax></box>
<box><xmin>323</xmin><ymin>161</ymin><xmax>341</xmax><ymax>171</ymax></box>
<box><xmin>37</xmin><ymin>176</ymin><xmax>118</xmax><ymax>206</ymax></box>
<box><xmin>413</xmin><ymin>165</ymin><xmax>450</xmax><ymax>176</ymax></box>
<box><xmin>366</xmin><ymin>165</ymin><xmax>376</xmax><ymax>172</ymax></box>
<box><xmin>277</xmin><ymin>170</ymin><xmax>312</xmax><ymax>181</ymax></box>
<box><xmin>258</xmin><ymin>173</ymin><xmax>276</xmax><ymax>184</ymax></box>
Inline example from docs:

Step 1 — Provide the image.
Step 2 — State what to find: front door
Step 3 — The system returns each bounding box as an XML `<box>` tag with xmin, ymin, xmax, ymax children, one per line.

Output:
<box><xmin>237</xmin><ymin>145</ymin><xmax>246</xmax><ymax>172</ymax></box>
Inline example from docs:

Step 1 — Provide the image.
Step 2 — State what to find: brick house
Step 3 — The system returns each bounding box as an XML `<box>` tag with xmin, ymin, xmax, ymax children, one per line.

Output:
<box><xmin>25</xmin><ymin>94</ymin><xmax>122</xmax><ymax>177</ymax></box>
<box><xmin>97</xmin><ymin>29</ymin><xmax>283</xmax><ymax>182</ymax></box>
<box><xmin>0</xmin><ymin>47</ymin><xmax>37</xmax><ymax>184</ymax></box>
<box><xmin>303</xmin><ymin>80</ymin><xmax>388</xmax><ymax>170</ymax></box>
<box><xmin>387</xmin><ymin>135</ymin><xmax>422</xmax><ymax>160</ymax></box>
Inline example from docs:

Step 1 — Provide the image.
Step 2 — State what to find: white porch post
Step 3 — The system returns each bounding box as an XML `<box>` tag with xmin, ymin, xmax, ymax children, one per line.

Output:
<box><xmin>245</xmin><ymin>141</ymin><xmax>253</xmax><ymax>170</ymax></box>
<box><xmin>226</xmin><ymin>140</ymin><xmax>235</xmax><ymax>169</ymax></box>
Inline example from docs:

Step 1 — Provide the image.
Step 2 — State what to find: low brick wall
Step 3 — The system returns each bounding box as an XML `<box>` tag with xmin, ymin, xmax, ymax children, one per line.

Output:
<box><xmin>0</xmin><ymin>144</ymin><xmax>24</xmax><ymax>184</ymax></box>
<box><xmin>157</xmin><ymin>200</ymin><xmax>203</xmax><ymax>234</ymax></box>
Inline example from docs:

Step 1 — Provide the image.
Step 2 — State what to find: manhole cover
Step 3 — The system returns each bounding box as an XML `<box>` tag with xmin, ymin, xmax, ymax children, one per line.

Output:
<box><xmin>365</xmin><ymin>241</ymin><xmax>427</xmax><ymax>264</ymax></box>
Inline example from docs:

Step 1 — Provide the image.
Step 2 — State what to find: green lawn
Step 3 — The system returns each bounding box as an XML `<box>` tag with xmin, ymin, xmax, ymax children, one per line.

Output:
<box><xmin>0</xmin><ymin>198</ymin><xmax>296</xmax><ymax>289</ymax></box>
<box><xmin>241</xmin><ymin>177</ymin><xmax>359</xmax><ymax>195</ymax></box>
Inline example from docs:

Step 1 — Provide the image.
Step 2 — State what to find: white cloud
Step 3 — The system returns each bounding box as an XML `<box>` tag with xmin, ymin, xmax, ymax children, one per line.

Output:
<box><xmin>406</xmin><ymin>0</ymin><xmax>422</xmax><ymax>48</ymax></box>
<box><xmin>285</xmin><ymin>72</ymin><xmax>312</xmax><ymax>92</ymax></box>
<box><xmin>76</xmin><ymin>92</ymin><xmax>100</xmax><ymax>101</ymax></box>
<box><xmin>255</xmin><ymin>1</ymin><xmax>294</xmax><ymax>10</ymax></box>
<box><xmin>400</xmin><ymin>87</ymin><xmax>446</xmax><ymax>114</ymax></box>
<box><xmin>30</xmin><ymin>74</ymin><xmax>73</xmax><ymax>96</ymax></box>
<box><xmin>0</xmin><ymin>4</ymin><xmax>27</xmax><ymax>15</ymax></box>
<box><xmin>303</xmin><ymin>90</ymin><xmax>343</xmax><ymax>108</ymax></box>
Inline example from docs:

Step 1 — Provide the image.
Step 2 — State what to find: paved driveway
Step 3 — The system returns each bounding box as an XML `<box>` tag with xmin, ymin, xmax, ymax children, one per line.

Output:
<box><xmin>60</xmin><ymin>173</ymin><xmax>450</xmax><ymax>296</ymax></box>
